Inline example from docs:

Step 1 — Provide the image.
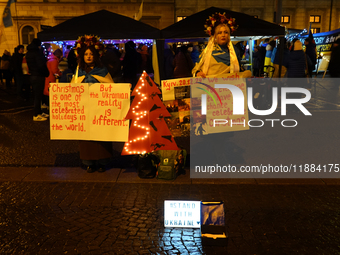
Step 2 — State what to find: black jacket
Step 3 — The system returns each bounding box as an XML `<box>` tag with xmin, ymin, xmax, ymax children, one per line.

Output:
<box><xmin>25</xmin><ymin>43</ymin><xmax>49</xmax><ymax>77</ymax></box>
<box><xmin>329</xmin><ymin>45</ymin><xmax>340</xmax><ymax>78</ymax></box>
<box><xmin>287</xmin><ymin>50</ymin><xmax>306</xmax><ymax>78</ymax></box>
<box><xmin>10</xmin><ymin>52</ymin><xmax>24</xmax><ymax>75</ymax></box>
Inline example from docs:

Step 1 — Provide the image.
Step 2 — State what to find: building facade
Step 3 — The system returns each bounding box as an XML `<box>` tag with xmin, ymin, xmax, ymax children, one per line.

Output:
<box><xmin>0</xmin><ymin>0</ymin><xmax>339</xmax><ymax>54</ymax></box>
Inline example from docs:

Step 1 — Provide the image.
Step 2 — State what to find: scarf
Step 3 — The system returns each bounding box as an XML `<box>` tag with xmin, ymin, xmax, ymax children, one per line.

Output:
<box><xmin>194</xmin><ymin>37</ymin><xmax>239</xmax><ymax>76</ymax></box>
<box><xmin>78</xmin><ymin>66</ymin><xmax>109</xmax><ymax>83</ymax></box>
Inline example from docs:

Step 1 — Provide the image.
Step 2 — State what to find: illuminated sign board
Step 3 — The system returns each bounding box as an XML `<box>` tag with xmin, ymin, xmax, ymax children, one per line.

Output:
<box><xmin>164</xmin><ymin>200</ymin><xmax>201</xmax><ymax>228</ymax></box>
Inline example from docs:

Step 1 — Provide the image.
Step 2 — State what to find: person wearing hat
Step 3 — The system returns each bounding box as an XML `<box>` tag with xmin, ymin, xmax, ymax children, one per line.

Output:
<box><xmin>71</xmin><ymin>35</ymin><xmax>114</xmax><ymax>173</ymax></box>
<box><xmin>329</xmin><ymin>38</ymin><xmax>340</xmax><ymax>78</ymax></box>
<box><xmin>192</xmin><ymin>12</ymin><xmax>251</xmax><ymax>78</ymax></box>
<box><xmin>26</xmin><ymin>38</ymin><xmax>50</xmax><ymax>121</ymax></box>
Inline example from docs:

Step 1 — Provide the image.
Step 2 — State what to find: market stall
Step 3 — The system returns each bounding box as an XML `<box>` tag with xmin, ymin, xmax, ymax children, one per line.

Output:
<box><xmin>37</xmin><ymin>9</ymin><xmax>162</xmax><ymax>83</ymax></box>
<box><xmin>157</xmin><ymin>7</ymin><xmax>286</xmax><ymax>151</ymax></box>
<box><xmin>161</xmin><ymin>7</ymin><xmax>285</xmax><ymax>41</ymax></box>
<box><xmin>158</xmin><ymin>7</ymin><xmax>286</xmax><ymax>79</ymax></box>
<box><xmin>37</xmin><ymin>9</ymin><xmax>161</xmax><ymax>42</ymax></box>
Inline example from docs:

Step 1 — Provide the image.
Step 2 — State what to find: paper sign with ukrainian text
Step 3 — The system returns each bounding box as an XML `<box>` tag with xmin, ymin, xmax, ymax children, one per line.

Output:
<box><xmin>50</xmin><ymin>83</ymin><xmax>130</xmax><ymax>141</ymax></box>
<box><xmin>191</xmin><ymin>75</ymin><xmax>249</xmax><ymax>134</ymax></box>
<box><xmin>161</xmin><ymin>77</ymin><xmax>191</xmax><ymax>101</ymax></box>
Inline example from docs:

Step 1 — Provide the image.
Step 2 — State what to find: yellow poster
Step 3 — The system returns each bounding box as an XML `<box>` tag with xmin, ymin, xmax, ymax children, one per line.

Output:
<box><xmin>50</xmin><ymin>83</ymin><xmax>130</xmax><ymax>141</ymax></box>
<box><xmin>191</xmin><ymin>75</ymin><xmax>249</xmax><ymax>134</ymax></box>
<box><xmin>161</xmin><ymin>77</ymin><xmax>191</xmax><ymax>101</ymax></box>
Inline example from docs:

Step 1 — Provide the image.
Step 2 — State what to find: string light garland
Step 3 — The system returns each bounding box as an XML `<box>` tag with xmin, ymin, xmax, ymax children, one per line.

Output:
<box><xmin>286</xmin><ymin>28</ymin><xmax>308</xmax><ymax>42</ymax></box>
<box><xmin>122</xmin><ymin>71</ymin><xmax>179</xmax><ymax>155</ymax></box>
<box><xmin>42</xmin><ymin>39</ymin><xmax>154</xmax><ymax>53</ymax></box>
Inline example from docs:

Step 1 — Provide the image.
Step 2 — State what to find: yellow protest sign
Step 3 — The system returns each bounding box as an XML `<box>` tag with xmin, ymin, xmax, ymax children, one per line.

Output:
<box><xmin>50</xmin><ymin>83</ymin><xmax>130</xmax><ymax>141</ymax></box>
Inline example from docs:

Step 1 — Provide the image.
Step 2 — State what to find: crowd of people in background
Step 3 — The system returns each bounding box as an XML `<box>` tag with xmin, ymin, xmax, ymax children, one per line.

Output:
<box><xmin>252</xmin><ymin>36</ymin><xmax>321</xmax><ymax>81</ymax></box>
<box><xmin>1</xmin><ymin>34</ymin><xmax>339</xmax><ymax>122</ymax></box>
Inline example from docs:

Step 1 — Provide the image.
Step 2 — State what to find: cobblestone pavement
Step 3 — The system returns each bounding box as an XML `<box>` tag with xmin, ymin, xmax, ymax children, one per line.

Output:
<box><xmin>1</xmin><ymin>181</ymin><xmax>340</xmax><ymax>255</ymax></box>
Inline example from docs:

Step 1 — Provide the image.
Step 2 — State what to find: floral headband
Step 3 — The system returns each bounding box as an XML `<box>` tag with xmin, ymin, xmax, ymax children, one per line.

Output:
<box><xmin>74</xmin><ymin>35</ymin><xmax>105</xmax><ymax>57</ymax></box>
<box><xmin>204</xmin><ymin>12</ymin><xmax>238</xmax><ymax>36</ymax></box>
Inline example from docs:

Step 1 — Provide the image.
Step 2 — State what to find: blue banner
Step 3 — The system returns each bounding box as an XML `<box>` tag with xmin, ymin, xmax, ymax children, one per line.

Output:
<box><xmin>3</xmin><ymin>0</ymin><xmax>15</xmax><ymax>28</ymax></box>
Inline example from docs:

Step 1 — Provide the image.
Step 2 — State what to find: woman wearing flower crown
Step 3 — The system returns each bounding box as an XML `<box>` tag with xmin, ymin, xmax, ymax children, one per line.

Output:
<box><xmin>71</xmin><ymin>36</ymin><xmax>113</xmax><ymax>84</ymax></box>
<box><xmin>192</xmin><ymin>13</ymin><xmax>251</xmax><ymax>78</ymax></box>
<box><xmin>72</xmin><ymin>35</ymin><xmax>114</xmax><ymax>173</ymax></box>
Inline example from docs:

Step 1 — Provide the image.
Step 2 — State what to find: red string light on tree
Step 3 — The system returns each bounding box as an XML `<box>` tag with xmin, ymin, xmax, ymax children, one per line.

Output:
<box><xmin>122</xmin><ymin>71</ymin><xmax>179</xmax><ymax>155</ymax></box>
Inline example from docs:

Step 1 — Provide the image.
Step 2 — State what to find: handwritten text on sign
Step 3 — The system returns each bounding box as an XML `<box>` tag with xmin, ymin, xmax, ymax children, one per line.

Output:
<box><xmin>161</xmin><ymin>78</ymin><xmax>191</xmax><ymax>101</ymax></box>
<box><xmin>50</xmin><ymin>83</ymin><xmax>130</xmax><ymax>141</ymax></box>
<box><xmin>191</xmin><ymin>75</ymin><xmax>249</xmax><ymax>134</ymax></box>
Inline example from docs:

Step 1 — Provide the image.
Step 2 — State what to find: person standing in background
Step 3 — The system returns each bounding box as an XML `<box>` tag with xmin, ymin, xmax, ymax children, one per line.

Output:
<box><xmin>122</xmin><ymin>41</ymin><xmax>141</xmax><ymax>90</ymax></box>
<box><xmin>190</xmin><ymin>45</ymin><xmax>200</xmax><ymax>64</ymax></box>
<box><xmin>101</xmin><ymin>43</ymin><xmax>123</xmax><ymax>83</ymax></box>
<box><xmin>304</xmin><ymin>38</ymin><xmax>317</xmax><ymax>78</ymax></box>
<box><xmin>26</xmin><ymin>38</ymin><xmax>50</xmax><ymax>121</ymax></box>
<box><xmin>259</xmin><ymin>38</ymin><xmax>269</xmax><ymax>76</ymax></box>
<box><xmin>1</xmin><ymin>50</ymin><xmax>12</xmax><ymax>89</ymax></box>
<box><xmin>329</xmin><ymin>39</ymin><xmax>340</xmax><ymax>78</ymax></box>
<box><xmin>10</xmin><ymin>45</ymin><xmax>25</xmax><ymax>99</ymax></box>
<box><xmin>173</xmin><ymin>45</ymin><xmax>194</xmax><ymax>78</ymax></box>
<box><xmin>163</xmin><ymin>43</ymin><xmax>174</xmax><ymax>79</ymax></box>
<box><xmin>44</xmin><ymin>48</ymin><xmax>63</xmax><ymax>107</ymax></box>
<box><xmin>252</xmin><ymin>46</ymin><xmax>262</xmax><ymax>77</ymax></box>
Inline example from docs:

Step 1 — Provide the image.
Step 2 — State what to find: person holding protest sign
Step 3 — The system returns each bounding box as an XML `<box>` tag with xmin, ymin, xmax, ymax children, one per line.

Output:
<box><xmin>192</xmin><ymin>12</ymin><xmax>251</xmax><ymax>78</ymax></box>
<box><xmin>72</xmin><ymin>35</ymin><xmax>114</xmax><ymax>173</ymax></box>
<box><xmin>191</xmin><ymin>13</ymin><xmax>250</xmax><ymax>168</ymax></box>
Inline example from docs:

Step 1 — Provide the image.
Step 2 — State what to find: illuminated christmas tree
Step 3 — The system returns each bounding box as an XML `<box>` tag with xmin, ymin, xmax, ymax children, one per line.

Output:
<box><xmin>122</xmin><ymin>71</ymin><xmax>179</xmax><ymax>155</ymax></box>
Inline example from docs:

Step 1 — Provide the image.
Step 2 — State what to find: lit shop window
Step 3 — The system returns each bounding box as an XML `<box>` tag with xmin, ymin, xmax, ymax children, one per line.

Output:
<box><xmin>311</xmin><ymin>28</ymin><xmax>320</xmax><ymax>33</ymax></box>
<box><xmin>310</xmin><ymin>15</ymin><xmax>321</xmax><ymax>23</ymax></box>
<box><xmin>281</xmin><ymin>15</ymin><xmax>290</xmax><ymax>24</ymax></box>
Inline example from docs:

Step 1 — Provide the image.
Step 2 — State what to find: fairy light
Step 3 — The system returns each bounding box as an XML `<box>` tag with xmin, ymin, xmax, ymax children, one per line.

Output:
<box><xmin>123</xmin><ymin>72</ymin><xmax>152</xmax><ymax>155</ymax></box>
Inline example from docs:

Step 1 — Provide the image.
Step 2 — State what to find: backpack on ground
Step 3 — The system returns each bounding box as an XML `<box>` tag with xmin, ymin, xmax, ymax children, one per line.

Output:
<box><xmin>137</xmin><ymin>152</ymin><xmax>160</xmax><ymax>179</ymax></box>
<box><xmin>156</xmin><ymin>149</ymin><xmax>187</xmax><ymax>180</ymax></box>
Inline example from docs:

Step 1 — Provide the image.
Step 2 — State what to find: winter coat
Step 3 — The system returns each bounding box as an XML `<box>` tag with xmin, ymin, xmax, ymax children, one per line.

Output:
<box><xmin>1</xmin><ymin>50</ymin><xmax>11</xmax><ymax>70</ymax></box>
<box><xmin>25</xmin><ymin>43</ymin><xmax>49</xmax><ymax>77</ymax></box>
<box><xmin>122</xmin><ymin>42</ymin><xmax>142</xmax><ymax>79</ymax></box>
<box><xmin>191</xmin><ymin>49</ymin><xmax>200</xmax><ymax>64</ymax></box>
<box><xmin>137</xmin><ymin>45</ymin><xmax>151</xmax><ymax>73</ymax></box>
<box><xmin>259</xmin><ymin>43</ymin><xmax>268</xmax><ymax>67</ymax></box>
<box><xmin>305</xmin><ymin>43</ymin><xmax>317</xmax><ymax>68</ymax></box>
<box><xmin>164</xmin><ymin>48</ymin><xmax>174</xmax><ymax>79</ymax></box>
<box><xmin>287</xmin><ymin>50</ymin><xmax>306</xmax><ymax>78</ymax></box>
<box><xmin>252</xmin><ymin>50</ymin><xmax>262</xmax><ymax>69</ymax></box>
<box><xmin>272</xmin><ymin>47</ymin><xmax>290</xmax><ymax>67</ymax></box>
<box><xmin>173</xmin><ymin>51</ymin><xmax>194</xmax><ymax>78</ymax></box>
<box><xmin>329</xmin><ymin>45</ymin><xmax>340</xmax><ymax>77</ymax></box>
<box><xmin>101</xmin><ymin>49</ymin><xmax>122</xmax><ymax>83</ymax></box>
<box><xmin>10</xmin><ymin>52</ymin><xmax>24</xmax><ymax>75</ymax></box>
<box><xmin>44</xmin><ymin>54</ymin><xmax>62</xmax><ymax>96</ymax></box>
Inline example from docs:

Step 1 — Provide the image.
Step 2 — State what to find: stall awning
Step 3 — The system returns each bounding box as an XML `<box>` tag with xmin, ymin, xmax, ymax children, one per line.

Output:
<box><xmin>161</xmin><ymin>7</ymin><xmax>285</xmax><ymax>42</ymax></box>
<box><xmin>37</xmin><ymin>10</ymin><xmax>161</xmax><ymax>41</ymax></box>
